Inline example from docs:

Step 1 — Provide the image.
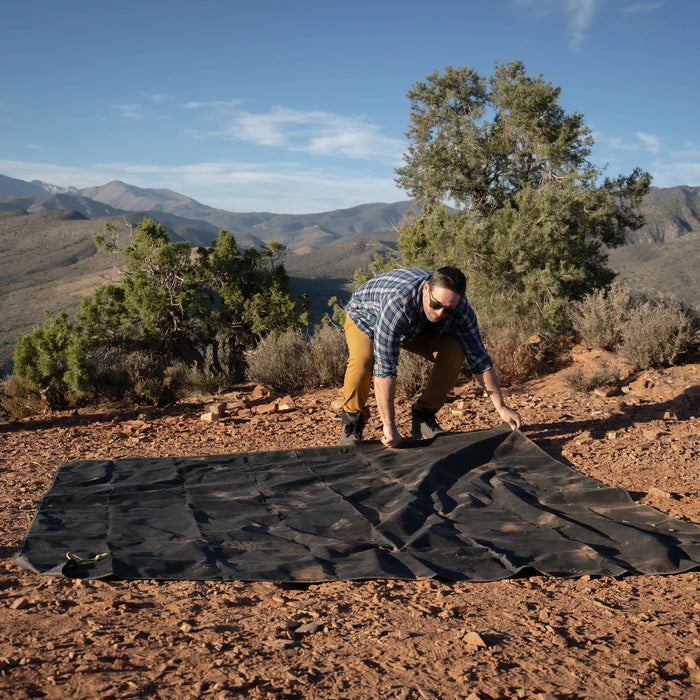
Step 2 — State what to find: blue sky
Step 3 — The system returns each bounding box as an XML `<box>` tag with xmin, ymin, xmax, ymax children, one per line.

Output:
<box><xmin>1</xmin><ymin>0</ymin><xmax>697</xmax><ymax>213</ymax></box>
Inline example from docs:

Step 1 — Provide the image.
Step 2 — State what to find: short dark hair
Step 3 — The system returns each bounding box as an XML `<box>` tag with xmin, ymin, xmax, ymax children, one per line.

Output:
<box><xmin>429</xmin><ymin>266</ymin><xmax>466</xmax><ymax>296</ymax></box>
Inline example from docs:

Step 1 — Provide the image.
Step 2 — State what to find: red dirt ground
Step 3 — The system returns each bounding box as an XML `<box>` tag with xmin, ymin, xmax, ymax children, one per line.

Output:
<box><xmin>1</xmin><ymin>347</ymin><xmax>699</xmax><ymax>699</ymax></box>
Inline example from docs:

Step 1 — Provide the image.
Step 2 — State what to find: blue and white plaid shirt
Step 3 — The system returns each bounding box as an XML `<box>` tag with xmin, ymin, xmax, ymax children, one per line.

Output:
<box><xmin>345</xmin><ymin>268</ymin><xmax>493</xmax><ymax>378</ymax></box>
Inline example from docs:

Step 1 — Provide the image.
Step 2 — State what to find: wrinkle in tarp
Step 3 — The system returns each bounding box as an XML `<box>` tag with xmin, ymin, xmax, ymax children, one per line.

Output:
<box><xmin>14</xmin><ymin>424</ymin><xmax>700</xmax><ymax>582</ymax></box>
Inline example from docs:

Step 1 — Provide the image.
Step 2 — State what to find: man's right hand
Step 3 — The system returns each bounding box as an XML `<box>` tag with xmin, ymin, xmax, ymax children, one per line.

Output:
<box><xmin>381</xmin><ymin>424</ymin><xmax>402</xmax><ymax>448</ymax></box>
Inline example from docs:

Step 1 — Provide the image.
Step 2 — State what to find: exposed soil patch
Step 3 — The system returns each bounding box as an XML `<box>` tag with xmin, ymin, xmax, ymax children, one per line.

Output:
<box><xmin>1</xmin><ymin>349</ymin><xmax>699</xmax><ymax>699</ymax></box>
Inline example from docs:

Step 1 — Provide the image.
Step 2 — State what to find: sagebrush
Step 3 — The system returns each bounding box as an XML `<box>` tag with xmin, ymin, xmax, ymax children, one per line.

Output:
<box><xmin>571</xmin><ymin>284</ymin><xmax>695</xmax><ymax>369</ymax></box>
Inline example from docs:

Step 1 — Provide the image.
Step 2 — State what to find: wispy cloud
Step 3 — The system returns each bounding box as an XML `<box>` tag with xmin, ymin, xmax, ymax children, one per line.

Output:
<box><xmin>620</xmin><ymin>2</ymin><xmax>664</xmax><ymax>14</ymax></box>
<box><xmin>635</xmin><ymin>131</ymin><xmax>660</xmax><ymax>153</ymax></box>
<box><xmin>184</xmin><ymin>99</ymin><xmax>244</xmax><ymax>110</ymax></box>
<box><xmin>142</xmin><ymin>92</ymin><xmax>173</xmax><ymax>103</ymax></box>
<box><xmin>194</xmin><ymin>104</ymin><xmax>405</xmax><ymax>164</ymax></box>
<box><xmin>514</xmin><ymin>0</ymin><xmax>599</xmax><ymax>50</ymax></box>
<box><xmin>115</xmin><ymin>103</ymin><xmax>144</xmax><ymax>120</ymax></box>
<box><xmin>566</xmin><ymin>0</ymin><xmax>597</xmax><ymax>50</ymax></box>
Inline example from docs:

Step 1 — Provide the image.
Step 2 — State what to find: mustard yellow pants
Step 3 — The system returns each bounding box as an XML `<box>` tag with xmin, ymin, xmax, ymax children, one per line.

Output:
<box><xmin>342</xmin><ymin>315</ymin><xmax>465</xmax><ymax>415</ymax></box>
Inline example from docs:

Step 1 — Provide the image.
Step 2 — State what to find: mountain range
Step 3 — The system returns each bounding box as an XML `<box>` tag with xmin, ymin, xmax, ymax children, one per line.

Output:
<box><xmin>0</xmin><ymin>173</ymin><xmax>698</xmax><ymax>375</ymax></box>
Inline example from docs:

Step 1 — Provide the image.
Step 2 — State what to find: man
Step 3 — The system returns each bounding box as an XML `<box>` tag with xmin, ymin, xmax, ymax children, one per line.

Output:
<box><xmin>340</xmin><ymin>266</ymin><xmax>521</xmax><ymax>447</ymax></box>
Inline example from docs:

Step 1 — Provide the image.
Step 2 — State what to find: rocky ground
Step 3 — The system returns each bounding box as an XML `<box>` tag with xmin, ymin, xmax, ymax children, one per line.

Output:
<box><xmin>1</xmin><ymin>344</ymin><xmax>699</xmax><ymax>699</ymax></box>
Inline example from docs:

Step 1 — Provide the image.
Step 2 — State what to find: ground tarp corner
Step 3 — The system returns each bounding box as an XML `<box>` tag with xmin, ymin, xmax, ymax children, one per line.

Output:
<box><xmin>14</xmin><ymin>424</ymin><xmax>700</xmax><ymax>582</ymax></box>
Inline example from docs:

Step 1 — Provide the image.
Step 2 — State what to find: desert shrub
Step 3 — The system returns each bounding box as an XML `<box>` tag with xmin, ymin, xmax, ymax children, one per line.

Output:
<box><xmin>482</xmin><ymin>325</ymin><xmax>550</xmax><ymax>385</ymax></box>
<box><xmin>1</xmin><ymin>374</ymin><xmax>46</xmax><ymax>419</ymax></box>
<box><xmin>564</xmin><ymin>360</ymin><xmax>622</xmax><ymax>393</ymax></box>
<box><xmin>571</xmin><ymin>284</ymin><xmax>696</xmax><ymax>369</ymax></box>
<box><xmin>89</xmin><ymin>349</ymin><xmax>177</xmax><ymax>405</ymax></box>
<box><xmin>572</xmin><ymin>283</ymin><xmax>634</xmax><ymax>349</ymax></box>
<box><xmin>569</xmin><ymin>282</ymin><xmax>633</xmax><ymax>350</ymax></box>
<box><xmin>246</xmin><ymin>328</ymin><xmax>310</xmax><ymax>392</ymax></box>
<box><xmin>396</xmin><ymin>350</ymin><xmax>432</xmax><ymax>399</ymax></box>
<box><xmin>617</xmin><ymin>299</ymin><xmax>694</xmax><ymax>369</ymax></box>
<box><xmin>308</xmin><ymin>322</ymin><xmax>348</xmax><ymax>386</ymax></box>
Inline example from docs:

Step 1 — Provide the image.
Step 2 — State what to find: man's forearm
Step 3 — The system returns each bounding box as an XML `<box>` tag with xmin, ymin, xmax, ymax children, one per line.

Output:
<box><xmin>374</xmin><ymin>376</ymin><xmax>397</xmax><ymax>428</ymax></box>
<box><xmin>475</xmin><ymin>367</ymin><xmax>522</xmax><ymax>430</ymax></box>
<box><xmin>475</xmin><ymin>367</ymin><xmax>506</xmax><ymax>410</ymax></box>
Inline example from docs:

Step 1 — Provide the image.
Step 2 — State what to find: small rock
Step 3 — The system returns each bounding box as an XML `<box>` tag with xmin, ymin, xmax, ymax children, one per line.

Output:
<box><xmin>251</xmin><ymin>384</ymin><xmax>267</xmax><ymax>400</ymax></box>
<box><xmin>648</xmin><ymin>486</ymin><xmax>672</xmax><ymax>499</ymax></box>
<box><xmin>179</xmin><ymin>622</ymin><xmax>193</xmax><ymax>633</ymax></box>
<box><xmin>593</xmin><ymin>386</ymin><xmax>619</xmax><ymax>398</ymax></box>
<box><xmin>200</xmin><ymin>412</ymin><xmax>219</xmax><ymax>423</ymax></box>
<box><xmin>205</xmin><ymin>402</ymin><xmax>227</xmax><ymax>417</ymax></box>
<box><xmin>10</xmin><ymin>597</ymin><xmax>29</xmax><ymax>610</ymax></box>
<box><xmin>277</xmin><ymin>397</ymin><xmax>296</xmax><ymax>413</ymax></box>
<box><xmin>296</xmin><ymin>621</ymin><xmax>323</xmax><ymax>635</ymax></box>
<box><xmin>463</xmin><ymin>631</ymin><xmax>487</xmax><ymax>648</ymax></box>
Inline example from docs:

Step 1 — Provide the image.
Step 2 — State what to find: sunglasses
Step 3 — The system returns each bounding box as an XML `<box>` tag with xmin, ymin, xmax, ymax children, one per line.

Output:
<box><xmin>427</xmin><ymin>286</ymin><xmax>460</xmax><ymax>314</ymax></box>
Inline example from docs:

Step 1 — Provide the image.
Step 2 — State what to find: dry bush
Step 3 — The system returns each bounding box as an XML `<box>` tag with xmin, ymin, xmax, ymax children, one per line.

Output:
<box><xmin>571</xmin><ymin>284</ymin><xmax>696</xmax><ymax>370</ymax></box>
<box><xmin>483</xmin><ymin>326</ymin><xmax>549</xmax><ymax>385</ymax></box>
<box><xmin>617</xmin><ymin>300</ymin><xmax>694</xmax><ymax>369</ymax></box>
<box><xmin>396</xmin><ymin>350</ymin><xmax>432</xmax><ymax>399</ymax></box>
<box><xmin>90</xmin><ymin>349</ymin><xmax>176</xmax><ymax>405</ymax></box>
<box><xmin>570</xmin><ymin>282</ymin><xmax>632</xmax><ymax>351</ymax></box>
<box><xmin>246</xmin><ymin>328</ymin><xmax>310</xmax><ymax>392</ymax></box>
<box><xmin>307</xmin><ymin>323</ymin><xmax>348</xmax><ymax>387</ymax></box>
<box><xmin>564</xmin><ymin>360</ymin><xmax>622</xmax><ymax>394</ymax></box>
<box><xmin>1</xmin><ymin>374</ymin><xmax>46</xmax><ymax>419</ymax></box>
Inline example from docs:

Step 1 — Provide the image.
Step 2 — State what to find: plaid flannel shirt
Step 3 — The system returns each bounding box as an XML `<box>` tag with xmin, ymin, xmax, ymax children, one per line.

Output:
<box><xmin>345</xmin><ymin>268</ymin><xmax>493</xmax><ymax>378</ymax></box>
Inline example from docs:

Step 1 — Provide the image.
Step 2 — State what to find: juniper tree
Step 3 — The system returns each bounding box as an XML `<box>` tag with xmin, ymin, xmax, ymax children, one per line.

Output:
<box><xmin>395</xmin><ymin>62</ymin><xmax>651</xmax><ymax>332</ymax></box>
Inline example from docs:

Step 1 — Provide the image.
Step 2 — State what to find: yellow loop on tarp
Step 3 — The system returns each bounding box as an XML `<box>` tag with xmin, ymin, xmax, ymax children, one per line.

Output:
<box><xmin>65</xmin><ymin>552</ymin><xmax>109</xmax><ymax>565</ymax></box>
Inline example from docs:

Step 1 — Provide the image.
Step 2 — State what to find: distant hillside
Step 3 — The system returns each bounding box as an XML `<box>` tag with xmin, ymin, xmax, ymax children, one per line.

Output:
<box><xmin>0</xmin><ymin>174</ymin><xmax>46</xmax><ymax>197</ymax></box>
<box><xmin>78</xmin><ymin>181</ymin><xmax>412</xmax><ymax>251</ymax></box>
<box><xmin>0</xmin><ymin>192</ymin><xmax>125</xmax><ymax>219</ymax></box>
<box><xmin>0</xmin><ymin>193</ymin><xmax>230</xmax><ymax>248</ymax></box>
<box><xmin>629</xmin><ymin>185</ymin><xmax>700</xmax><ymax>244</ymax></box>
<box><xmin>286</xmin><ymin>230</ymin><xmax>402</xmax><ymax>320</ymax></box>
<box><xmin>608</xmin><ymin>234</ymin><xmax>700</xmax><ymax>307</ymax></box>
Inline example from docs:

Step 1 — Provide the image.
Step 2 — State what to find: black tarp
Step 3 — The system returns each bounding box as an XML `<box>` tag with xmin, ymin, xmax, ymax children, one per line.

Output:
<box><xmin>14</xmin><ymin>424</ymin><xmax>700</xmax><ymax>581</ymax></box>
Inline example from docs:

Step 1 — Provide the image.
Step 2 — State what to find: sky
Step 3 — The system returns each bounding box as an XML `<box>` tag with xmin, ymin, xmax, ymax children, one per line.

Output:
<box><xmin>1</xmin><ymin>0</ymin><xmax>698</xmax><ymax>214</ymax></box>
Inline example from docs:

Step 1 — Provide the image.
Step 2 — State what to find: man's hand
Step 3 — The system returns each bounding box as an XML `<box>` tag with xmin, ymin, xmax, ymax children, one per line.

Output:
<box><xmin>498</xmin><ymin>405</ymin><xmax>522</xmax><ymax>431</ymax></box>
<box><xmin>381</xmin><ymin>423</ymin><xmax>402</xmax><ymax>448</ymax></box>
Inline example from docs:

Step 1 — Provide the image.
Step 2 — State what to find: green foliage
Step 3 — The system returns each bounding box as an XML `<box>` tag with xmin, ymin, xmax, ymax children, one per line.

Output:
<box><xmin>12</xmin><ymin>310</ymin><xmax>90</xmax><ymax>407</ymax></box>
<box><xmin>395</xmin><ymin>62</ymin><xmax>651</xmax><ymax>333</ymax></box>
<box><xmin>12</xmin><ymin>217</ymin><xmax>309</xmax><ymax>407</ymax></box>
